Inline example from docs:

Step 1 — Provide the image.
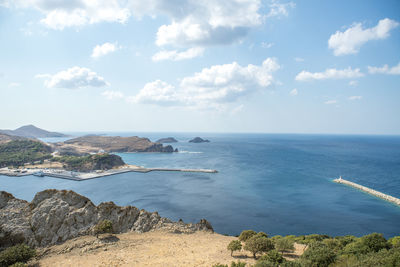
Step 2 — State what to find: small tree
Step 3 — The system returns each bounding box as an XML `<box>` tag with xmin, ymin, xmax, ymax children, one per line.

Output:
<box><xmin>244</xmin><ymin>236</ymin><xmax>274</xmax><ymax>259</ymax></box>
<box><xmin>239</xmin><ymin>230</ymin><xmax>257</xmax><ymax>242</ymax></box>
<box><xmin>275</xmin><ymin>237</ymin><xmax>295</xmax><ymax>254</ymax></box>
<box><xmin>93</xmin><ymin>220</ymin><xmax>113</xmax><ymax>238</ymax></box>
<box><xmin>228</xmin><ymin>240</ymin><xmax>242</xmax><ymax>256</ymax></box>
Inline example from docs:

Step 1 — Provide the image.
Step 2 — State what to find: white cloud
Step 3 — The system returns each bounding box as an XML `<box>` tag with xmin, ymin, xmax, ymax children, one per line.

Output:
<box><xmin>368</xmin><ymin>62</ymin><xmax>400</xmax><ymax>75</ymax></box>
<box><xmin>266</xmin><ymin>0</ymin><xmax>295</xmax><ymax>18</ymax></box>
<box><xmin>8</xmin><ymin>82</ymin><xmax>21</xmax><ymax>87</ymax></box>
<box><xmin>324</xmin><ymin>100</ymin><xmax>337</xmax><ymax>105</ymax></box>
<box><xmin>328</xmin><ymin>18</ymin><xmax>399</xmax><ymax>56</ymax></box>
<box><xmin>128</xmin><ymin>80</ymin><xmax>181</xmax><ymax>106</ymax></box>
<box><xmin>91</xmin><ymin>42</ymin><xmax>120</xmax><ymax>58</ymax></box>
<box><xmin>36</xmin><ymin>66</ymin><xmax>108</xmax><ymax>89</ymax></box>
<box><xmin>130</xmin><ymin>57</ymin><xmax>280</xmax><ymax>108</ymax></box>
<box><xmin>294</xmin><ymin>57</ymin><xmax>304</xmax><ymax>62</ymax></box>
<box><xmin>289</xmin><ymin>88</ymin><xmax>298</xmax><ymax>96</ymax></box>
<box><xmin>101</xmin><ymin>90</ymin><xmax>124</xmax><ymax>100</ymax></box>
<box><xmin>348</xmin><ymin>95</ymin><xmax>362</xmax><ymax>100</ymax></box>
<box><xmin>37</xmin><ymin>1</ymin><xmax>130</xmax><ymax>30</ymax></box>
<box><xmin>261</xmin><ymin>42</ymin><xmax>274</xmax><ymax>49</ymax></box>
<box><xmin>9</xmin><ymin>0</ymin><xmax>265</xmax><ymax>49</ymax></box>
<box><xmin>348</xmin><ymin>80</ymin><xmax>358</xmax><ymax>86</ymax></box>
<box><xmin>152</xmin><ymin>47</ymin><xmax>204</xmax><ymax>61</ymax></box>
<box><xmin>295</xmin><ymin>67</ymin><xmax>364</xmax><ymax>82</ymax></box>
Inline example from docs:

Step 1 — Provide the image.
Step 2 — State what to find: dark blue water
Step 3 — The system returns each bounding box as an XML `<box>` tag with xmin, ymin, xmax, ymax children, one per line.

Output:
<box><xmin>1</xmin><ymin>133</ymin><xmax>400</xmax><ymax>238</ymax></box>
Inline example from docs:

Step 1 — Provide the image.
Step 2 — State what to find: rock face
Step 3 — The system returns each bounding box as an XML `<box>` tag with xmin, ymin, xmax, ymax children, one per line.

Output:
<box><xmin>0</xmin><ymin>190</ymin><xmax>213</xmax><ymax>248</ymax></box>
<box><xmin>55</xmin><ymin>136</ymin><xmax>177</xmax><ymax>155</ymax></box>
<box><xmin>189</xmin><ymin>137</ymin><xmax>210</xmax><ymax>143</ymax></box>
<box><xmin>156</xmin><ymin>137</ymin><xmax>178</xmax><ymax>143</ymax></box>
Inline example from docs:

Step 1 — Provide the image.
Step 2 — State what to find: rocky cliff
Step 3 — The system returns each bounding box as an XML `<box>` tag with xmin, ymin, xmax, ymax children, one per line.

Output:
<box><xmin>0</xmin><ymin>190</ymin><xmax>213</xmax><ymax>249</ymax></box>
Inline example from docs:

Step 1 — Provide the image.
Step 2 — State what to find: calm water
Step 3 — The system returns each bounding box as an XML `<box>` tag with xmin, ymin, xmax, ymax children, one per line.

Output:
<box><xmin>1</xmin><ymin>133</ymin><xmax>400</xmax><ymax>238</ymax></box>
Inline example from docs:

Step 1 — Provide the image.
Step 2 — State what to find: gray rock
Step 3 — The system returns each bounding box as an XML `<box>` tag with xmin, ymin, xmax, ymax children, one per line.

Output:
<box><xmin>0</xmin><ymin>189</ymin><xmax>213</xmax><ymax>248</ymax></box>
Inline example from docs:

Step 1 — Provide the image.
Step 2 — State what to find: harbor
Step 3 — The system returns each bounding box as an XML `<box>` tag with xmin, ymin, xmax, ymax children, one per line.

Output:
<box><xmin>333</xmin><ymin>176</ymin><xmax>400</xmax><ymax>207</ymax></box>
<box><xmin>0</xmin><ymin>165</ymin><xmax>218</xmax><ymax>181</ymax></box>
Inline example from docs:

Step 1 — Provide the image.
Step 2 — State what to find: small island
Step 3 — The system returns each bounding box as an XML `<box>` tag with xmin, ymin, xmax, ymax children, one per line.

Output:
<box><xmin>189</xmin><ymin>137</ymin><xmax>210</xmax><ymax>143</ymax></box>
<box><xmin>156</xmin><ymin>137</ymin><xmax>178</xmax><ymax>143</ymax></box>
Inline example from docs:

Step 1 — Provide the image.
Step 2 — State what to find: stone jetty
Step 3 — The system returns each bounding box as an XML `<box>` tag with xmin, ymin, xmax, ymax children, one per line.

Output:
<box><xmin>333</xmin><ymin>176</ymin><xmax>400</xmax><ymax>206</ymax></box>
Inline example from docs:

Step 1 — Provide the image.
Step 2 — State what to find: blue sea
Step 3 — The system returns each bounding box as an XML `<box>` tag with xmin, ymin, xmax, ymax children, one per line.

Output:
<box><xmin>1</xmin><ymin>133</ymin><xmax>400</xmax><ymax>238</ymax></box>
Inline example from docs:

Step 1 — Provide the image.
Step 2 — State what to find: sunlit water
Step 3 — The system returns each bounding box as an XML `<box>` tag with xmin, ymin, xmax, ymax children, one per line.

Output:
<box><xmin>1</xmin><ymin>133</ymin><xmax>400</xmax><ymax>237</ymax></box>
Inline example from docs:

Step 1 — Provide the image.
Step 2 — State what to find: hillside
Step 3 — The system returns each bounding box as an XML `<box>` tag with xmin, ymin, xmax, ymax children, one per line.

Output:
<box><xmin>0</xmin><ymin>140</ymin><xmax>53</xmax><ymax>167</ymax></box>
<box><xmin>0</xmin><ymin>125</ymin><xmax>67</xmax><ymax>138</ymax></box>
<box><xmin>56</xmin><ymin>135</ymin><xmax>177</xmax><ymax>155</ymax></box>
<box><xmin>0</xmin><ymin>133</ymin><xmax>28</xmax><ymax>144</ymax></box>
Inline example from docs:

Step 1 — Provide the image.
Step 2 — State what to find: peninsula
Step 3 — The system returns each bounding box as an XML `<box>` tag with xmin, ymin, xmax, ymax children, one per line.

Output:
<box><xmin>55</xmin><ymin>135</ymin><xmax>178</xmax><ymax>155</ymax></box>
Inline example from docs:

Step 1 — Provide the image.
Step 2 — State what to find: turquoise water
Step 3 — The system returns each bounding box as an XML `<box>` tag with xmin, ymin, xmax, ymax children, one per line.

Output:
<box><xmin>1</xmin><ymin>133</ymin><xmax>400</xmax><ymax>237</ymax></box>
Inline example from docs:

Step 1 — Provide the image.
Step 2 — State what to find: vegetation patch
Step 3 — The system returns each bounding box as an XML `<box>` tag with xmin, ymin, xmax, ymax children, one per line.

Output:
<box><xmin>0</xmin><ymin>140</ymin><xmax>52</xmax><ymax>168</ymax></box>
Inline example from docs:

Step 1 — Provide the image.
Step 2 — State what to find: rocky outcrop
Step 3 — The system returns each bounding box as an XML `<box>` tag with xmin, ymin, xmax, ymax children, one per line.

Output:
<box><xmin>0</xmin><ymin>190</ymin><xmax>213</xmax><ymax>248</ymax></box>
<box><xmin>189</xmin><ymin>137</ymin><xmax>210</xmax><ymax>143</ymax></box>
<box><xmin>55</xmin><ymin>136</ymin><xmax>177</xmax><ymax>155</ymax></box>
<box><xmin>156</xmin><ymin>137</ymin><xmax>178</xmax><ymax>143</ymax></box>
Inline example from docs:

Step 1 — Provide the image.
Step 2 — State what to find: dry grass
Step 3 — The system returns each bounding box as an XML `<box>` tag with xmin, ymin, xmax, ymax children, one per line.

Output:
<box><xmin>32</xmin><ymin>230</ymin><xmax>305</xmax><ymax>267</ymax></box>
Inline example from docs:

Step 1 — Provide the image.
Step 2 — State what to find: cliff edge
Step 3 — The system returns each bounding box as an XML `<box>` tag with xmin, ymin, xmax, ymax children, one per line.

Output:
<box><xmin>0</xmin><ymin>189</ymin><xmax>213</xmax><ymax>248</ymax></box>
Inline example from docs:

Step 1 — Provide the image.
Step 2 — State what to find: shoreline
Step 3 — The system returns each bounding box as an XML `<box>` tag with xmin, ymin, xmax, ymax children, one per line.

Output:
<box><xmin>0</xmin><ymin>165</ymin><xmax>218</xmax><ymax>181</ymax></box>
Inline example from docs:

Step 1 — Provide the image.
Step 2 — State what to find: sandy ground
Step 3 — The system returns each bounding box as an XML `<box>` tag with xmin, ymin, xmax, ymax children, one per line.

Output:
<box><xmin>32</xmin><ymin>231</ymin><xmax>305</xmax><ymax>267</ymax></box>
<box><xmin>23</xmin><ymin>162</ymin><xmax>64</xmax><ymax>169</ymax></box>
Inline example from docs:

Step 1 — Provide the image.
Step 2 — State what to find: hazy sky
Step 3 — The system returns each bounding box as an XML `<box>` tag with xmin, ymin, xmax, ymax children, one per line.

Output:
<box><xmin>0</xmin><ymin>0</ymin><xmax>399</xmax><ymax>134</ymax></box>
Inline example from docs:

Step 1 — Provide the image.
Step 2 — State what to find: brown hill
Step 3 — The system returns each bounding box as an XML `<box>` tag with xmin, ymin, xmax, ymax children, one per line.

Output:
<box><xmin>55</xmin><ymin>135</ymin><xmax>177</xmax><ymax>155</ymax></box>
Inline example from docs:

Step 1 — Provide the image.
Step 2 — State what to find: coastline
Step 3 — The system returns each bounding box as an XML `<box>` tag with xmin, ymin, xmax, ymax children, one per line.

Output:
<box><xmin>0</xmin><ymin>165</ymin><xmax>218</xmax><ymax>181</ymax></box>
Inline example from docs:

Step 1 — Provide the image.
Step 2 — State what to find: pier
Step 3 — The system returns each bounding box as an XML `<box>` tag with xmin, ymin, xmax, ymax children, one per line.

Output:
<box><xmin>333</xmin><ymin>176</ymin><xmax>400</xmax><ymax>206</ymax></box>
<box><xmin>0</xmin><ymin>165</ymin><xmax>218</xmax><ymax>181</ymax></box>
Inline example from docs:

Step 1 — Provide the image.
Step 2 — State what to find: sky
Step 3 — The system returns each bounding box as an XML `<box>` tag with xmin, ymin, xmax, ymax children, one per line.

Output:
<box><xmin>0</xmin><ymin>0</ymin><xmax>399</xmax><ymax>134</ymax></box>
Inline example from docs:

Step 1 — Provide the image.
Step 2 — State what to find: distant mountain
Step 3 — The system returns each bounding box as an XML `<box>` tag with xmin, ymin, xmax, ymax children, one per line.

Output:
<box><xmin>0</xmin><ymin>125</ymin><xmax>67</xmax><ymax>138</ymax></box>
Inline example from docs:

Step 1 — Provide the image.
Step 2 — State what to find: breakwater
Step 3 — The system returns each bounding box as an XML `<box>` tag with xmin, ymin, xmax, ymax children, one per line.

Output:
<box><xmin>0</xmin><ymin>165</ymin><xmax>218</xmax><ymax>181</ymax></box>
<box><xmin>333</xmin><ymin>177</ymin><xmax>400</xmax><ymax>206</ymax></box>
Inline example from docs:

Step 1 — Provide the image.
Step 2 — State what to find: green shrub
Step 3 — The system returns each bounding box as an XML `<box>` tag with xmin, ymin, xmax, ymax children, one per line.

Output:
<box><xmin>93</xmin><ymin>220</ymin><xmax>113</xmax><ymax>238</ymax></box>
<box><xmin>227</xmin><ymin>240</ymin><xmax>242</xmax><ymax>256</ymax></box>
<box><xmin>212</xmin><ymin>264</ymin><xmax>228</xmax><ymax>267</ymax></box>
<box><xmin>9</xmin><ymin>263</ymin><xmax>27</xmax><ymax>267</ymax></box>
<box><xmin>255</xmin><ymin>232</ymin><xmax>268</xmax><ymax>239</ymax></box>
<box><xmin>244</xmin><ymin>236</ymin><xmax>274</xmax><ymax>259</ymax></box>
<box><xmin>301</xmin><ymin>241</ymin><xmax>336</xmax><ymax>267</ymax></box>
<box><xmin>280</xmin><ymin>261</ymin><xmax>302</xmax><ymax>267</ymax></box>
<box><xmin>0</xmin><ymin>244</ymin><xmax>35</xmax><ymax>267</ymax></box>
<box><xmin>253</xmin><ymin>260</ymin><xmax>278</xmax><ymax>267</ymax></box>
<box><xmin>259</xmin><ymin>250</ymin><xmax>284</xmax><ymax>264</ymax></box>
<box><xmin>343</xmin><ymin>233</ymin><xmax>389</xmax><ymax>255</ymax></box>
<box><xmin>275</xmin><ymin>237</ymin><xmax>295</xmax><ymax>254</ymax></box>
<box><xmin>389</xmin><ymin>236</ymin><xmax>400</xmax><ymax>248</ymax></box>
<box><xmin>230</xmin><ymin>261</ymin><xmax>246</xmax><ymax>267</ymax></box>
<box><xmin>238</xmin><ymin>230</ymin><xmax>257</xmax><ymax>242</ymax></box>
